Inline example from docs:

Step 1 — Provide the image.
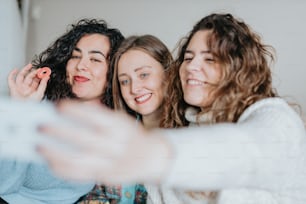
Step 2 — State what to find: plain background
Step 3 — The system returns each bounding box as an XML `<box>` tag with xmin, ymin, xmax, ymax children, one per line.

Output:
<box><xmin>1</xmin><ymin>0</ymin><xmax>305</xmax><ymax>119</ymax></box>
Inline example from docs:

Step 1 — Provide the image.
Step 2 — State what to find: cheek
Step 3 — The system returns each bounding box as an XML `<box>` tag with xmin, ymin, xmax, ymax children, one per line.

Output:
<box><xmin>179</xmin><ymin>72</ymin><xmax>186</xmax><ymax>89</ymax></box>
<box><xmin>66</xmin><ymin>59</ymin><xmax>75</xmax><ymax>72</ymax></box>
<box><xmin>120</xmin><ymin>86</ymin><xmax>131</xmax><ymax>101</ymax></box>
<box><xmin>65</xmin><ymin>64</ymin><xmax>74</xmax><ymax>83</ymax></box>
<box><xmin>211</xmin><ymin>65</ymin><xmax>222</xmax><ymax>83</ymax></box>
<box><xmin>158</xmin><ymin>80</ymin><xmax>166</xmax><ymax>93</ymax></box>
<box><xmin>93</xmin><ymin>66</ymin><xmax>108</xmax><ymax>82</ymax></box>
<box><xmin>179</xmin><ymin>65</ymin><xmax>185</xmax><ymax>81</ymax></box>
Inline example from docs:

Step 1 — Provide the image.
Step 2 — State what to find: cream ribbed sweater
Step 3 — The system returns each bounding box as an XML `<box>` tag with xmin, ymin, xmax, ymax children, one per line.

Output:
<box><xmin>147</xmin><ymin>98</ymin><xmax>306</xmax><ymax>204</ymax></box>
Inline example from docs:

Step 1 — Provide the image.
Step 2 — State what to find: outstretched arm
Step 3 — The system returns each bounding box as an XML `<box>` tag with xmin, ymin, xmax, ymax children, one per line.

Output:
<box><xmin>37</xmin><ymin>99</ymin><xmax>306</xmax><ymax>192</ymax></box>
<box><xmin>38</xmin><ymin>101</ymin><xmax>173</xmax><ymax>185</ymax></box>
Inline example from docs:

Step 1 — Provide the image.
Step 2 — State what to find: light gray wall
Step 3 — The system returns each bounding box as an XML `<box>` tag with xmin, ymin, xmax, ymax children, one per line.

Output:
<box><xmin>26</xmin><ymin>0</ymin><xmax>306</xmax><ymax>117</ymax></box>
<box><xmin>0</xmin><ymin>0</ymin><xmax>27</xmax><ymax>96</ymax></box>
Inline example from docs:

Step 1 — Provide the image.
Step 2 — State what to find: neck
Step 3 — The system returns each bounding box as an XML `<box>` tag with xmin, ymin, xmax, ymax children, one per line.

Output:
<box><xmin>142</xmin><ymin>107</ymin><xmax>162</xmax><ymax>130</ymax></box>
<box><xmin>76</xmin><ymin>98</ymin><xmax>102</xmax><ymax>106</ymax></box>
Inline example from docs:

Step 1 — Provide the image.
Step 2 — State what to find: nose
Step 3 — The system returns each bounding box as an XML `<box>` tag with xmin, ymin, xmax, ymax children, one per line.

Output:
<box><xmin>130</xmin><ymin>80</ymin><xmax>142</xmax><ymax>94</ymax></box>
<box><xmin>185</xmin><ymin>57</ymin><xmax>202</xmax><ymax>72</ymax></box>
<box><xmin>76</xmin><ymin>57</ymin><xmax>89</xmax><ymax>71</ymax></box>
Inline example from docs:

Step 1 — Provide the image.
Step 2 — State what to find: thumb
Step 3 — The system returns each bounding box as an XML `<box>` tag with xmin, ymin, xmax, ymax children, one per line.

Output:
<box><xmin>36</xmin><ymin>76</ymin><xmax>49</xmax><ymax>98</ymax></box>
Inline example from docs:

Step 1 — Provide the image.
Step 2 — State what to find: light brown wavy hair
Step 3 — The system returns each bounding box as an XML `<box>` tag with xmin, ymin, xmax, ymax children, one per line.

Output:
<box><xmin>111</xmin><ymin>35</ymin><xmax>173</xmax><ymax>121</ymax></box>
<box><xmin>161</xmin><ymin>13</ymin><xmax>278</xmax><ymax>128</ymax></box>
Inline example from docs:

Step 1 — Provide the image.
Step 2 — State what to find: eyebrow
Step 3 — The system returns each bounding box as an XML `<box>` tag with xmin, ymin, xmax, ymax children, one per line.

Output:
<box><xmin>185</xmin><ymin>50</ymin><xmax>211</xmax><ymax>54</ymax></box>
<box><xmin>74</xmin><ymin>47</ymin><xmax>107</xmax><ymax>59</ymax></box>
<box><xmin>135</xmin><ymin>66</ymin><xmax>152</xmax><ymax>72</ymax></box>
<box><xmin>118</xmin><ymin>66</ymin><xmax>152</xmax><ymax>77</ymax></box>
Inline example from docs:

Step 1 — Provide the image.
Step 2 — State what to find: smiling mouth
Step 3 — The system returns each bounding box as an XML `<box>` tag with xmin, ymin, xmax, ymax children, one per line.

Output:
<box><xmin>135</xmin><ymin>93</ymin><xmax>152</xmax><ymax>104</ymax></box>
<box><xmin>74</xmin><ymin>76</ymin><xmax>89</xmax><ymax>82</ymax></box>
<box><xmin>187</xmin><ymin>79</ymin><xmax>218</xmax><ymax>87</ymax></box>
<box><xmin>187</xmin><ymin>79</ymin><xmax>204</xmax><ymax>85</ymax></box>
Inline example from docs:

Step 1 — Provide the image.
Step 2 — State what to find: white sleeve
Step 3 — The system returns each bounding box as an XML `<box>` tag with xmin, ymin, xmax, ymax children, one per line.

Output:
<box><xmin>0</xmin><ymin>98</ymin><xmax>65</xmax><ymax>163</ymax></box>
<box><xmin>162</xmin><ymin>100</ymin><xmax>306</xmax><ymax>192</ymax></box>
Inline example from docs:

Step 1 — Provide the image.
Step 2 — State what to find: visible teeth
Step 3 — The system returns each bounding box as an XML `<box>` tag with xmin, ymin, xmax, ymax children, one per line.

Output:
<box><xmin>187</xmin><ymin>79</ymin><xmax>204</xmax><ymax>85</ymax></box>
<box><xmin>135</xmin><ymin>94</ymin><xmax>151</xmax><ymax>102</ymax></box>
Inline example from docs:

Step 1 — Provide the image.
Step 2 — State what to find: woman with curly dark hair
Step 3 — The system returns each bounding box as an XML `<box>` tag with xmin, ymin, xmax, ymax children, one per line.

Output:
<box><xmin>9</xmin><ymin>18</ymin><xmax>123</xmax><ymax>107</ymax></box>
<box><xmin>4</xmin><ymin>18</ymin><xmax>124</xmax><ymax>204</ymax></box>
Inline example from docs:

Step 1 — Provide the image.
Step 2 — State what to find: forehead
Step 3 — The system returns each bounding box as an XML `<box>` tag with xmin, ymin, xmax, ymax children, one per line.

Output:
<box><xmin>118</xmin><ymin>49</ymin><xmax>160</xmax><ymax>71</ymax></box>
<box><xmin>76</xmin><ymin>34</ymin><xmax>111</xmax><ymax>53</ymax></box>
<box><xmin>187</xmin><ymin>30</ymin><xmax>211</xmax><ymax>50</ymax></box>
<box><xmin>117</xmin><ymin>49</ymin><xmax>166</xmax><ymax>78</ymax></box>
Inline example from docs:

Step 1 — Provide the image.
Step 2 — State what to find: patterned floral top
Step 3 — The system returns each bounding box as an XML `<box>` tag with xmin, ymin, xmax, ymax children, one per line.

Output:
<box><xmin>76</xmin><ymin>184</ymin><xmax>147</xmax><ymax>204</ymax></box>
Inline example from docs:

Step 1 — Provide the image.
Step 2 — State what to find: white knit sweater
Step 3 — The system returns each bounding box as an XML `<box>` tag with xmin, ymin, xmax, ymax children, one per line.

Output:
<box><xmin>147</xmin><ymin>98</ymin><xmax>306</xmax><ymax>204</ymax></box>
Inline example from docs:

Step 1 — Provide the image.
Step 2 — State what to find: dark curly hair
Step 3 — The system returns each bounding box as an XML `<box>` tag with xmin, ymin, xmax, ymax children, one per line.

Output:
<box><xmin>162</xmin><ymin>13</ymin><xmax>277</xmax><ymax>127</ymax></box>
<box><xmin>32</xmin><ymin>18</ymin><xmax>124</xmax><ymax>108</ymax></box>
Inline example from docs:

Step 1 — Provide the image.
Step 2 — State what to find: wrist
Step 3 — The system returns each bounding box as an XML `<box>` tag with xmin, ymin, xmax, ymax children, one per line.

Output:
<box><xmin>141</xmin><ymin>131</ymin><xmax>174</xmax><ymax>184</ymax></box>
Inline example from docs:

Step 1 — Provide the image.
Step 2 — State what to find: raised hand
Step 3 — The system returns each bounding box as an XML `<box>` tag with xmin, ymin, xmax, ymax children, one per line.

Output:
<box><xmin>7</xmin><ymin>63</ymin><xmax>50</xmax><ymax>101</ymax></box>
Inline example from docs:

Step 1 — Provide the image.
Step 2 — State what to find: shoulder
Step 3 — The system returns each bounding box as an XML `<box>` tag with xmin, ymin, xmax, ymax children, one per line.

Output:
<box><xmin>239</xmin><ymin>97</ymin><xmax>305</xmax><ymax>136</ymax></box>
<box><xmin>239</xmin><ymin>97</ymin><xmax>299</xmax><ymax>121</ymax></box>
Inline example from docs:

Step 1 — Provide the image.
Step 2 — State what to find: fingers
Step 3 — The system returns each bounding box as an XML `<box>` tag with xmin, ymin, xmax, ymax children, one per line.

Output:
<box><xmin>37</xmin><ymin>145</ymin><xmax>99</xmax><ymax>182</ymax></box>
<box><xmin>23</xmin><ymin>68</ymin><xmax>39</xmax><ymax>87</ymax></box>
<box><xmin>35</xmin><ymin>76</ymin><xmax>49</xmax><ymax>97</ymax></box>
<box><xmin>7</xmin><ymin>64</ymin><xmax>49</xmax><ymax>101</ymax></box>
<box><xmin>39</xmin><ymin>120</ymin><xmax>103</xmax><ymax>150</ymax></box>
<box><xmin>12</xmin><ymin>63</ymin><xmax>40</xmax><ymax>88</ymax></box>
<box><xmin>39</xmin><ymin>117</ymin><xmax>123</xmax><ymax>159</ymax></box>
<box><xmin>57</xmin><ymin>101</ymin><xmax>119</xmax><ymax>129</ymax></box>
<box><xmin>38</xmin><ymin>135</ymin><xmax>116</xmax><ymax>183</ymax></box>
<box><xmin>15</xmin><ymin>63</ymin><xmax>33</xmax><ymax>85</ymax></box>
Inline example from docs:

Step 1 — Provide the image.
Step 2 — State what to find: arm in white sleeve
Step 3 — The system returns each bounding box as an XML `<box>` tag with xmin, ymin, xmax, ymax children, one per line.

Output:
<box><xmin>162</xmin><ymin>98</ymin><xmax>306</xmax><ymax>192</ymax></box>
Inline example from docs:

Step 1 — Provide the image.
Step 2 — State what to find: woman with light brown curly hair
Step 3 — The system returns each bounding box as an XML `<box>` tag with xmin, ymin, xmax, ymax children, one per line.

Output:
<box><xmin>162</xmin><ymin>13</ymin><xmax>277</xmax><ymax>128</ymax></box>
<box><xmin>154</xmin><ymin>13</ymin><xmax>304</xmax><ymax>204</ymax></box>
<box><xmin>39</xmin><ymin>13</ymin><xmax>306</xmax><ymax>204</ymax></box>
